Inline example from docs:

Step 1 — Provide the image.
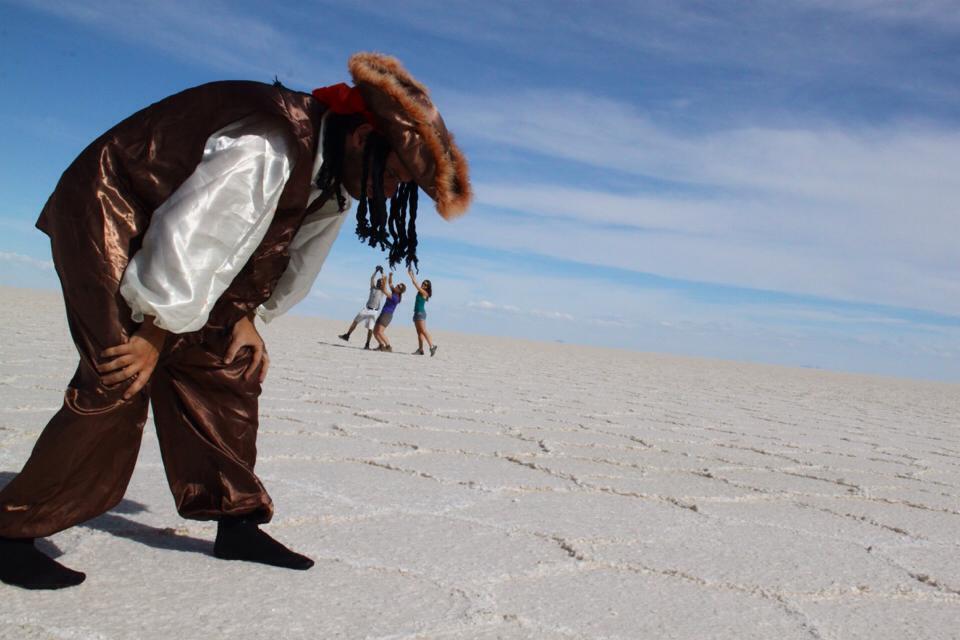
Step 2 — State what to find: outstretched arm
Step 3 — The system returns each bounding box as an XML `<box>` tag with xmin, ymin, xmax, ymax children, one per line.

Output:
<box><xmin>408</xmin><ymin>267</ymin><xmax>428</xmax><ymax>299</ymax></box>
<box><xmin>370</xmin><ymin>265</ymin><xmax>382</xmax><ymax>288</ymax></box>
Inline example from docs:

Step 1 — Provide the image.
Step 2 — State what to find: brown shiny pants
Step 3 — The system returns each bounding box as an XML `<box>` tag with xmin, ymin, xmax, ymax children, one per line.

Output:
<box><xmin>0</xmin><ymin>270</ymin><xmax>273</xmax><ymax>539</ymax></box>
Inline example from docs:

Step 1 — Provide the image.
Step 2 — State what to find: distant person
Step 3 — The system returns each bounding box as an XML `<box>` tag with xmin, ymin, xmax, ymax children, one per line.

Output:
<box><xmin>373</xmin><ymin>273</ymin><xmax>405</xmax><ymax>352</ymax></box>
<box><xmin>408</xmin><ymin>267</ymin><xmax>437</xmax><ymax>356</ymax></box>
<box><xmin>339</xmin><ymin>266</ymin><xmax>386</xmax><ymax>349</ymax></box>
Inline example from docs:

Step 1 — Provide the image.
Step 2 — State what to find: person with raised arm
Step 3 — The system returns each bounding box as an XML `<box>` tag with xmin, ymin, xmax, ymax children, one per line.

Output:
<box><xmin>372</xmin><ymin>272</ymin><xmax>406</xmax><ymax>352</ymax></box>
<box><xmin>408</xmin><ymin>267</ymin><xmax>437</xmax><ymax>356</ymax></box>
<box><xmin>339</xmin><ymin>265</ymin><xmax>386</xmax><ymax>349</ymax></box>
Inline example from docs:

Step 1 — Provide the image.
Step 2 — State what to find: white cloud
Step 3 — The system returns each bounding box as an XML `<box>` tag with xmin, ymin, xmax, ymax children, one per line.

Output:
<box><xmin>421</xmin><ymin>204</ymin><xmax>960</xmax><ymax>318</ymax></box>
<box><xmin>797</xmin><ymin>0</ymin><xmax>960</xmax><ymax>29</ymax></box>
<box><xmin>428</xmin><ymin>89</ymin><xmax>960</xmax><ymax>316</ymax></box>
<box><xmin>0</xmin><ymin>251</ymin><xmax>59</xmax><ymax>292</ymax></box>
<box><xmin>467</xmin><ymin>300</ymin><xmax>519</xmax><ymax>313</ymax></box>
<box><xmin>318</xmin><ymin>1</ymin><xmax>960</xmax><ymax>81</ymax></box>
<box><xmin>530</xmin><ymin>309</ymin><xmax>575</xmax><ymax>322</ymax></box>
<box><xmin>0</xmin><ymin>217</ymin><xmax>40</xmax><ymax>234</ymax></box>
<box><xmin>448</xmin><ymin>90</ymin><xmax>960</xmax><ymax>213</ymax></box>
<box><xmin>467</xmin><ymin>299</ymin><xmax>572</xmax><ymax>321</ymax></box>
<box><xmin>11</xmin><ymin>0</ymin><xmax>338</xmax><ymax>85</ymax></box>
<box><xmin>0</xmin><ymin>252</ymin><xmax>53</xmax><ymax>270</ymax></box>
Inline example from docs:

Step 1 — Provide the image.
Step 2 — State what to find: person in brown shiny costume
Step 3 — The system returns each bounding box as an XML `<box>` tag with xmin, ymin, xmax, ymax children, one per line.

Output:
<box><xmin>0</xmin><ymin>53</ymin><xmax>471</xmax><ymax>589</ymax></box>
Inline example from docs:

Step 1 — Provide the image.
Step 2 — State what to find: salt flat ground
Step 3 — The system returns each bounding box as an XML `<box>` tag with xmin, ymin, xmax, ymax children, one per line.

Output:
<box><xmin>0</xmin><ymin>286</ymin><xmax>958</xmax><ymax>640</ymax></box>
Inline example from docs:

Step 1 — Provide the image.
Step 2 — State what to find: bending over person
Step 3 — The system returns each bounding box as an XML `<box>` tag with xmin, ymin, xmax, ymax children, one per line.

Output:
<box><xmin>0</xmin><ymin>53</ymin><xmax>471</xmax><ymax>590</ymax></box>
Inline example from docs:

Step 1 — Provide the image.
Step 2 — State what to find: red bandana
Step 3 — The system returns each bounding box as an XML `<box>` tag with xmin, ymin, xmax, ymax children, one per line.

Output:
<box><xmin>311</xmin><ymin>83</ymin><xmax>376</xmax><ymax>127</ymax></box>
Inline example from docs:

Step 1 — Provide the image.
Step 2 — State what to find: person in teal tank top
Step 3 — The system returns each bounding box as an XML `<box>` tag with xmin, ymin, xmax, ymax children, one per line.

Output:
<box><xmin>408</xmin><ymin>268</ymin><xmax>437</xmax><ymax>356</ymax></box>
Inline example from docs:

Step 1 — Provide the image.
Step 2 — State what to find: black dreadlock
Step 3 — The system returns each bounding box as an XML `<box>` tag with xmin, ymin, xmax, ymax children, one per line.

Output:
<box><xmin>360</xmin><ymin>132</ymin><xmax>391</xmax><ymax>251</ymax></box>
<box><xmin>315</xmin><ymin>113</ymin><xmax>421</xmax><ymax>269</ymax></box>
<box><xmin>386</xmin><ymin>182</ymin><xmax>418</xmax><ymax>270</ymax></box>
<box><xmin>315</xmin><ymin>112</ymin><xmax>365</xmax><ymax>213</ymax></box>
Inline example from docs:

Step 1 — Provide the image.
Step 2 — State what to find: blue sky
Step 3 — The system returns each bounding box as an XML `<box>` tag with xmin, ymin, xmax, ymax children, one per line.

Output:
<box><xmin>1</xmin><ymin>0</ymin><xmax>958</xmax><ymax>381</ymax></box>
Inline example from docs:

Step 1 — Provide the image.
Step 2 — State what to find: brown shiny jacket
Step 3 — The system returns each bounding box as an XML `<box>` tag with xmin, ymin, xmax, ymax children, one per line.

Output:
<box><xmin>37</xmin><ymin>81</ymin><xmax>326</xmax><ymax>335</ymax></box>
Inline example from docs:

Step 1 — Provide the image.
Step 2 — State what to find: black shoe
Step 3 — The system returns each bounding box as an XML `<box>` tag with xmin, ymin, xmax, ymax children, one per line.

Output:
<box><xmin>0</xmin><ymin>537</ymin><xmax>86</xmax><ymax>590</ymax></box>
<box><xmin>338</xmin><ymin>333</ymin><xmax>350</xmax><ymax>342</ymax></box>
<box><xmin>214</xmin><ymin>518</ymin><xmax>314</xmax><ymax>570</ymax></box>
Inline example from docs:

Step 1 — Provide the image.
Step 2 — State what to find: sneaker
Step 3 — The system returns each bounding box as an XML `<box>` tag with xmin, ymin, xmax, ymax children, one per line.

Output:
<box><xmin>338</xmin><ymin>333</ymin><xmax>350</xmax><ymax>342</ymax></box>
<box><xmin>430</xmin><ymin>345</ymin><xmax>438</xmax><ymax>357</ymax></box>
<box><xmin>413</xmin><ymin>349</ymin><xmax>424</xmax><ymax>355</ymax></box>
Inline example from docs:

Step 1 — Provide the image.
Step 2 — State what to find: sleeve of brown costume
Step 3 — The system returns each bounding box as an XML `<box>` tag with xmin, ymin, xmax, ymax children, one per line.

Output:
<box><xmin>119</xmin><ymin>115</ymin><xmax>295</xmax><ymax>334</ymax></box>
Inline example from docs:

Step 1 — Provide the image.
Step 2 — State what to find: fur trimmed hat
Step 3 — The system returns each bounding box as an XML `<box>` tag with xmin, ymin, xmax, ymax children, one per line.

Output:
<box><xmin>348</xmin><ymin>52</ymin><xmax>472</xmax><ymax>219</ymax></box>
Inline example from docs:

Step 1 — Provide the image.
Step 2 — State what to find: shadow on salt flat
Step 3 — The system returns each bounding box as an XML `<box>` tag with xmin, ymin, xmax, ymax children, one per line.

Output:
<box><xmin>0</xmin><ymin>471</ymin><xmax>210</xmax><ymax>556</ymax></box>
<box><xmin>314</xmin><ymin>340</ymin><xmax>417</xmax><ymax>356</ymax></box>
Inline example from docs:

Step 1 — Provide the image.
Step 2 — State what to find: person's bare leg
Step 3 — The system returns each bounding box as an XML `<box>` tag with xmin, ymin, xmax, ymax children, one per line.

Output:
<box><xmin>339</xmin><ymin>320</ymin><xmax>359</xmax><ymax>341</ymax></box>
<box><xmin>415</xmin><ymin>319</ymin><xmax>434</xmax><ymax>349</ymax></box>
<box><xmin>377</xmin><ymin>325</ymin><xmax>391</xmax><ymax>351</ymax></box>
<box><xmin>414</xmin><ymin>327</ymin><xmax>424</xmax><ymax>354</ymax></box>
<box><xmin>364</xmin><ymin>329</ymin><xmax>374</xmax><ymax>349</ymax></box>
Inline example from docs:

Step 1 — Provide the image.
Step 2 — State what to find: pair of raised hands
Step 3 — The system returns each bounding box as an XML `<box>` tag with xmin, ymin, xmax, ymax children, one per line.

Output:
<box><xmin>95</xmin><ymin>315</ymin><xmax>269</xmax><ymax>399</ymax></box>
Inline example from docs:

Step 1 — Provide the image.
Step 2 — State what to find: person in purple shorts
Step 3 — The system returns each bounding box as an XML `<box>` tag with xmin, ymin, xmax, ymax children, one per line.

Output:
<box><xmin>372</xmin><ymin>272</ymin><xmax>405</xmax><ymax>352</ymax></box>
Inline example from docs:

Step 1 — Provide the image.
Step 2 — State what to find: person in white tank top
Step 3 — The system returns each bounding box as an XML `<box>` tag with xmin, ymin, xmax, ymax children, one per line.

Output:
<box><xmin>339</xmin><ymin>265</ymin><xmax>387</xmax><ymax>349</ymax></box>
